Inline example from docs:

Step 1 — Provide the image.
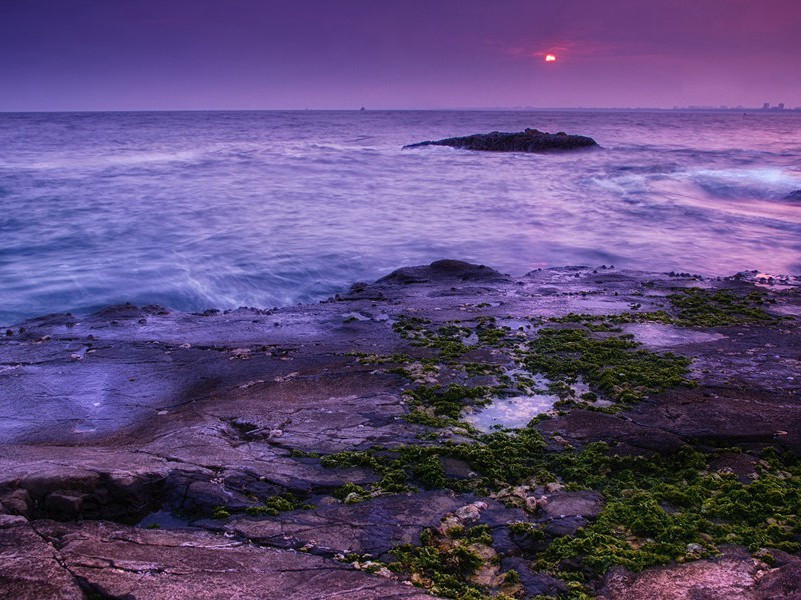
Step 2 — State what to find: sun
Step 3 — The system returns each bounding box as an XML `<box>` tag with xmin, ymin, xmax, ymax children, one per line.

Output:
<box><xmin>545</xmin><ymin>54</ymin><xmax>557</xmax><ymax>62</ymax></box>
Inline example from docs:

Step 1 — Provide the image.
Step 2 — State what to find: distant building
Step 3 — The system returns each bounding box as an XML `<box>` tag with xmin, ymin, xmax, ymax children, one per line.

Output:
<box><xmin>763</xmin><ymin>102</ymin><xmax>770</xmax><ymax>110</ymax></box>
<box><xmin>778</xmin><ymin>103</ymin><xmax>785</xmax><ymax>110</ymax></box>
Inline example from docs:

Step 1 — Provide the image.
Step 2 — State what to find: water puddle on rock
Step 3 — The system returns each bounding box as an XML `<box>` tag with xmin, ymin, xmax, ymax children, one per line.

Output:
<box><xmin>465</xmin><ymin>394</ymin><xmax>557</xmax><ymax>432</ymax></box>
<box><xmin>73</xmin><ymin>421</ymin><xmax>97</xmax><ymax>434</ymax></box>
<box><xmin>465</xmin><ymin>373</ymin><xmax>613</xmax><ymax>431</ymax></box>
<box><xmin>624</xmin><ymin>323</ymin><xmax>725</xmax><ymax>347</ymax></box>
<box><xmin>137</xmin><ymin>510</ymin><xmax>191</xmax><ymax>529</ymax></box>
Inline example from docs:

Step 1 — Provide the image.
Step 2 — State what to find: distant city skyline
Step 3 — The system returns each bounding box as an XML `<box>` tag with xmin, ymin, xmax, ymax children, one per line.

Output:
<box><xmin>1</xmin><ymin>0</ymin><xmax>800</xmax><ymax>111</ymax></box>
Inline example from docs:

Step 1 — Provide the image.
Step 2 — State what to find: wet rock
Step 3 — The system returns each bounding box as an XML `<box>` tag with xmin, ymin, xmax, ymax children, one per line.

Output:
<box><xmin>709</xmin><ymin>452</ymin><xmax>761</xmax><ymax>483</ymax></box>
<box><xmin>0</xmin><ymin>514</ymin><xmax>27</xmax><ymax>527</ymax></box>
<box><xmin>404</xmin><ymin>129</ymin><xmax>598</xmax><ymax>153</ymax></box>
<box><xmin>598</xmin><ymin>546</ymin><xmax>771</xmax><ymax>599</ymax></box>
<box><xmin>441</xmin><ymin>457</ymin><xmax>476</xmax><ymax>480</ymax></box>
<box><xmin>0</xmin><ymin>524</ymin><xmax>84</xmax><ymax>599</ymax></box>
<box><xmin>538</xmin><ymin>491</ymin><xmax>604</xmax><ymax>520</ymax></box>
<box><xmin>1</xmin><ymin>260</ymin><xmax>800</xmax><ymax>597</ymax></box>
<box><xmin>224</xmin><ymin>491</ymin><xmax>465</xmax><ymax>558</ymax></box>
<box><xmin>543</xmin><ymin>516</ymin><xmax>587</xmax><ymax>537</ymax></box>
<box><xmin>3</xmin><ymin>521</ymin><xmax>432</xmax><ymax>600</ymax></box>
<box><xmin>44</xmin><ymin>491</ymin><xmax>86</xmax><ymax>518</ymax></box>
<box><xmin>756</xmin><ymin>557</ymin><xmax>801</xmax><ymax>599</ymax></box>
<box><xmin>377</xmin><ymin>259</ymin><xmax>508</xmax><ymax>285</ymax></box>
<box><xmin>501</xmin><ymin>557</ymin><xmax>568</xmax><ymax>597</ymax></box>
<box><xmin>0</xmin><ymin>488</ymin><xmax>32</xmax><ymax>515</ymax></box>
<box><xmin>537</xmin><ymin>409</ymin><xmax>685</xmax><ymax>454</ymax></box>
<box><xmin>180</xmin><ymin>480</ymin><xmax>249</xmax><ymax>514</ymax></box>
<box><xmin>626</xmin><ymin>387</ymin><xmax>801</xmax><ymax>454</ymax></box>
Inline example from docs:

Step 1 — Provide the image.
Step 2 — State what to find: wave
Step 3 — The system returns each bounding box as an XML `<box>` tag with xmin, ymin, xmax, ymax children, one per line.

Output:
<box><xmin>683</xmin><ymin>167</ymin><xmax>801</xmax><ymax>200</ymax></box>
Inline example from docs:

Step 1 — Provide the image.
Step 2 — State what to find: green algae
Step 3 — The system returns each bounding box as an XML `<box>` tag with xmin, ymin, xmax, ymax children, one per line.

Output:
<box><xmin>403</xmin><ymin>409</ymin><xmax>456</xmax><ymax>429</ymax></box>
<box><xmin>523</xmin><ymin>327</ymin><xmax>692</xmax><ymax>404</ymax></box>
<box><xmin>462</xmin><ymin>362</ymin><xmax>505</xmax><ymax>377</ymax></box>
<box><xmin>404</xmin><ymin>384</ymin><xmax>495</xmax><ymax>420</ymax></box>
<box><xmin>459</xmin><ymin>524</ymin><xmax>494</xmax><ymax>546</ymax></box>
<box><xmin>322</xmin><ymin>427</ymin><xmax>550</xmax><ymax>495</ymax></box>
<box><xmin>244</xmin><ymin>493</ymin><xmax>313</xmax><ymax>516</ymax></box>
<box><xmin>508</xmin><ymin>521</ymin><xmax>546</xmax><ymax>541</ymax></box>
<box><xmin>549</xmin><ymin>287</ymin><xmax>777</xmax><ymax>330</ymax></box>
<box><xmin>392</xmin><ymin>314</ymin><xmax>513</xmax><ymax>363</ymax></box>
<box><xmin>668</xmin><ymin>288</ymin><xmax>775</xmax><ymax>326</ymax></box>
<box><xmin>211</xmin><ymin>506</ymin><xmax>230</xmax><ymax>519</ymax></box>
<box><xmin>320</xmin><ymin>450</ymin><xmax>384</xmax><ymax>471</ymax></box>
<box><xmin>322</xmin><ymin>433</ymin><xmax>801</xmax><ymax>597</ymax></box>
<box><xmin>551</xmin><ymin>311</ymin><xmax>674</xmax><ymax>327</ymax></box>
<box><xmin>333</xmin><ymin>482</ymin><xmax>371</xmax><ymax>503</ymax></box>
<box><xmin>533</xmin><ymin>443</ymin><xmax>801</xmax><ymax>585</ymax></box>
<box><xmin>388</xmin><ymin>542</ymin><xmax>486</xmax><ymax>599</ymax></box>
<box><xmin>340</xmin><ymin>293</ymin><xmax>794</xmax><ymax>596</ymax></box>
<box><xmin>346</xmin><ymin>351</ymin><xmax>415</xmax><ymax>365</ymax></box>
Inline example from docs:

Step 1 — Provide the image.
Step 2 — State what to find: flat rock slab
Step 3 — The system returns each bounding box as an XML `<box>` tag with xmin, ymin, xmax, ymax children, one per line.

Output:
<box><xmin>599</xmin><ymin>547</ymin><xmax>801</xmax><ymax>600</ymax></box>
<box><xmin>404</xmin><ymin>129</ymin><xmax>598</xmax><ymax>153</ymax></box>
<box><xmin>217</xmin><ymin>492</ymin><xmax>525</xmax><ymax>561</ymax></box>
<box><xmin>222</xmin><ymin>491</ymin><xmax>468</xmax><ymax>558</ymax></box>
<box><xmin>0</xmin><ymin>521</ymin><xmax>432</xmax><ymax>600</ymax></box>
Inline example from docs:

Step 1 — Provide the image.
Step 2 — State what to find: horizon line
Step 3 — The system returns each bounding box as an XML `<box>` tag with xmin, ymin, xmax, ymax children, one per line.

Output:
<box><xmin>2</xmin><ymin>106</ymin><xmax>801</xmax><ymax>114</ymax></box>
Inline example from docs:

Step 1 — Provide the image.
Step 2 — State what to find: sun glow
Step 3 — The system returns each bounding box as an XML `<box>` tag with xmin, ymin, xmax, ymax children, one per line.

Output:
<box><xmin>545</xmin><ymin>54</ymin><xmax>557</xmax><ymax>62</ymax></box>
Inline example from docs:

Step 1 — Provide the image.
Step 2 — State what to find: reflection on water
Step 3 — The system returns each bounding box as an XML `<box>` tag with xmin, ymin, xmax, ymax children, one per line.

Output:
<box><xmin>465</xmin><ymin>394</ymin><xmax>558</xmax><ymax>432</ymax></box>
<box><xmin>1</xmin><ymin>110</ymin><xmax>800</xmax><ymax>324</ymax></box>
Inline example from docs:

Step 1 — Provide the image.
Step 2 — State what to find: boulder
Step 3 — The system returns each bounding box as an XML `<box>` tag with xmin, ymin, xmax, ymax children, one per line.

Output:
<box><xmin>377</xmin><ymin>259</ymin><xmax>508</xmax><ymax>285</ymax></box>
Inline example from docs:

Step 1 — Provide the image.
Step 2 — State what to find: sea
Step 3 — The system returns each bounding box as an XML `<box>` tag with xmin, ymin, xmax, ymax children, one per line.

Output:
<box><xmin>1</xmin><ymin>110</ymin><xmax>800</xmax><ymax>325</ymax></box>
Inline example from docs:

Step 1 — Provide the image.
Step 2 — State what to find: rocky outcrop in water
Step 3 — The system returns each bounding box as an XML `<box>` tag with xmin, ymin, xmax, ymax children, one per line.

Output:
<box><xmin>403</xmin><ymin>128</ymin><xmax>598</xmax><ymax>153</ymax></box>
<box><xmin>1</xmin><ymin>260</ymin><xmax>800</xmax><ymax>599</ymax></box>
<box><xmin>786</xmin><ymin>189</ymin><xmax>801</xmax><ymax>200</ymax></box>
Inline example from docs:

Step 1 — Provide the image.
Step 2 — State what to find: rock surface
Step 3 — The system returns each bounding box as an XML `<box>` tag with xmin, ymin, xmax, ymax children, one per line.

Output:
<box><xmin>403</xmin><ymin>129</ymin><xmax>599</xmax><ymax>153</ymax></box>
<box><xmin>599</xmin><ymin>546</ymin><xmax>801</xmax><ymax>600</ymax></box>
<box><xmin>1</xmin><ymin>260</ymin><xmax>800</xmax><ymax>598</ymax></box>
<box><xmin>1</xmin><ymin>521</ymin><xmax>431</xmax><ymax>600</ymax></box>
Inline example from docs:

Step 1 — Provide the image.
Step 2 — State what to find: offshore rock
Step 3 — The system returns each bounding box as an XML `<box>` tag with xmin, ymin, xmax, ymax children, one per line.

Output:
<box><xmin>403</xmin><ymin>128</ymin><xmax>599</xmax><ymax>153</ymax></box>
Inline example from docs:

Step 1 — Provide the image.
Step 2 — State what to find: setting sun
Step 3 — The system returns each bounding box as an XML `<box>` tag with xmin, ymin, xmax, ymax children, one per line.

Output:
<box><xmin>545</xmin><ymin>53</ymin><xmax>557</xmax><ymax>62</ymax></box>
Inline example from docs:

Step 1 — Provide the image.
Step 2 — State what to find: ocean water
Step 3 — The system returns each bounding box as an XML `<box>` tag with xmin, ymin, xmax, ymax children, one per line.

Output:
<box><xmin>1</xmin><ymin>110</ymin><xmax>800</xmax><ymax>325</ymax></box>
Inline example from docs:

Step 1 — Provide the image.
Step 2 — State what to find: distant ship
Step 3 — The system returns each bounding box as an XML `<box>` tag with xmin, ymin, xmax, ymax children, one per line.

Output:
<box><xmin>360</xmin><ymin>106</ymin><xmax>366</xmax><ymax>111</ymax></box>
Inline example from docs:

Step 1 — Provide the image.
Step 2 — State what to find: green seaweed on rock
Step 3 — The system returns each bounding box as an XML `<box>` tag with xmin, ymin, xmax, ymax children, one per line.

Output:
<box><xmin>403</xmin><ymin>384</ymin><xmax>495</xmax><ymax>419</ymax></box>
<box><xmin>668</xmin><ymin>288</ymin><xmax>775</xmax><ymax>327</ymax></box>
<box><xmin>522</xmin><ymin>327</ymin><xmax>693</xmax><ymax>404</ymax></box>
<box><xmin>536</xmin><ymin>443</ymin><xmax>801</xmax><ymax>581</ymax></box>
<box><xmin>244</xmin><ymin>493</ymin><xmax>313</xmax><ymax>516</ymax></box>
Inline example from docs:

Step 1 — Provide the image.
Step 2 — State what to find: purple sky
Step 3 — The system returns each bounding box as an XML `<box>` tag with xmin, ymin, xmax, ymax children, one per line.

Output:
<box><xmin>2</xmin><ymin>0</ymin><xmax>800</xmax><ymax>110</ymax></box>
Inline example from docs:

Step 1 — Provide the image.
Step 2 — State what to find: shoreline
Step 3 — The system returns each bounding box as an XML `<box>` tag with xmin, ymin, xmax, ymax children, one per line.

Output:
<box><xmin>1</xmin><ymin>259</ymin><xmax>800</xmax><ymax>599</ymax></box>
<box><xmin>4</xmin><ymin>263</ymin><xmax>799</xmax><ymax>332</ymax></box>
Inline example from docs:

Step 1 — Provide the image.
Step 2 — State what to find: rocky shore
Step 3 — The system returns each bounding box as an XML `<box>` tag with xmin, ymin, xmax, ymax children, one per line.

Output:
<box><xmin>404</xmin><ymin>129</ymin><xmax>599</xmax><ymax>153</ymax></box>
<box><xmin>1</xmin><ymin>260</ymin><xmax>800</xmax><ymax>599</ymax></box>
